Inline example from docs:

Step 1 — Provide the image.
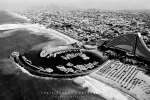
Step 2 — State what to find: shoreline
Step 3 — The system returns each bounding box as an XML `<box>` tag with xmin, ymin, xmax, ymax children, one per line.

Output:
<box><xmin>89</xmin><ymin>60</ymin><xmax>150</xmax><ymax>100</ymax></box>
<box><xmin>5</xmin><ymin>10</ymin><xmax>79</xmax><ymax>44</ymax></box>
<box><xmin>1</xmin><ymin>10</ymin><xmax>135</xmax><ymax>100</ymax></box>
<box><xmin>6</xmin><ymin>10</ymin><xmax>30</xmax><ymax>21</ymax></box>
<box><xmin>0</xmin><ymin>23</ymin><xmax>78</xmax><ymax>44</ymax></box>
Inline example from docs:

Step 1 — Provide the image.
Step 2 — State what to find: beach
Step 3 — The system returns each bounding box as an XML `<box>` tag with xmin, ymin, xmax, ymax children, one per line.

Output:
<box><xmin>0</xmin><ymin>10</ymin><xmax>136</xmax><ymax>100</ymax></box>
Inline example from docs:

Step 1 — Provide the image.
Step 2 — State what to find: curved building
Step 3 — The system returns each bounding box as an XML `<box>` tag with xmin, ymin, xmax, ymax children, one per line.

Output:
<box><xmin>105</xmin><ymin>33</ymin><xmax>150</xmax><ymax>61</ymax></box>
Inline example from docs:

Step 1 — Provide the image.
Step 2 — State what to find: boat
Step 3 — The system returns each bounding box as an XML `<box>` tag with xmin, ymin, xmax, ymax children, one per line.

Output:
<box><xmin>10</xmin><ymin>43</ymin><xmax>107</xmax><ymax>78</ymax></box>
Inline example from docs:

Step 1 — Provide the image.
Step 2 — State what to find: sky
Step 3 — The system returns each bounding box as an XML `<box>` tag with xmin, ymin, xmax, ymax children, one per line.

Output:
<box><xmin>0</xmin><ymin>0</ymin><xmax>150</xmax><ymax>10</ymax></box>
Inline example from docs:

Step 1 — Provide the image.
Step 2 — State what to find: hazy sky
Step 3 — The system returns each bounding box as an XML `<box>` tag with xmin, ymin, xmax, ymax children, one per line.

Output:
<box><xmin>0</xmin><ymin>0</ymin><xmax>150</xmax><ymax>10</ymax></box>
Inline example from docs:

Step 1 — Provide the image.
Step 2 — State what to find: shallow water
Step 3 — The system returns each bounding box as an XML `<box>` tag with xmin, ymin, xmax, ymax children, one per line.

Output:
<box><xmin>0</xmin><ymin>10</ymin><xmax>131</xmax><ymax>100</ymax></box>
<box><xmin>0</xmin><ymin>11</ymin><xmax>27</xmax><ymax>25</ymax></box>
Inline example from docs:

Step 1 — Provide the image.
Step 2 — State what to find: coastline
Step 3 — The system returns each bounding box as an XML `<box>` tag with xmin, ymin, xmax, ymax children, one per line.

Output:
<box><xmin>6</xmin><ymin>10</ymin><xmax>30</xmax><ymax>21</ymax></box>
<box><xmin>89</xmin><ymin>60</ymin><xmax>150</xmax><ymax>100</ymax></box>
<box><xmin>1</xmin><ymin>10</ymin><xmax>136</xmax><ymax>100</ymax></box>
<box><xmin>3</xmin><ymin>10</ymin><xmax>79</xmax><ymax>44</ymax></box>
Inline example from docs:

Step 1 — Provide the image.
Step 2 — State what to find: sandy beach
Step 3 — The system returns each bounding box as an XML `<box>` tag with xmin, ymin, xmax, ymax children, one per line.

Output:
<box><xmin>0</xmin><ymin>10</ymin><xmax>138</xmax><ymax>100</ymax></box>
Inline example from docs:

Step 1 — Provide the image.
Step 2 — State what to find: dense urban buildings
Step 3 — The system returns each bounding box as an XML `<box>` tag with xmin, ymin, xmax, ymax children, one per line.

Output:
<box><xmin>10</xmin><ymin>6</ymin><xmax>150</xmax><ymax>75</ymax></box>
<box><xmin>1</xmin><ymin>5</ymin><xmax>149</xmax><ymax>100</ymax></box>
<box><xmin>12</xmin><ymin>6</ymin><xmax>150</xmax><ymax>46</ymax></box>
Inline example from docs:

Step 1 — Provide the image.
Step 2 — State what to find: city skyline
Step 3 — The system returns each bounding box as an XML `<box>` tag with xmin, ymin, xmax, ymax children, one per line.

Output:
<box><xmin>0</xmin><ymin>0</ymin><xmax>150</xmax><ymax>10</ymax></box>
